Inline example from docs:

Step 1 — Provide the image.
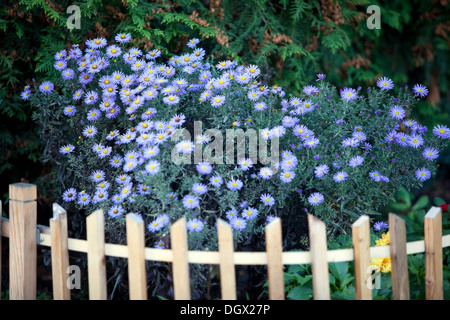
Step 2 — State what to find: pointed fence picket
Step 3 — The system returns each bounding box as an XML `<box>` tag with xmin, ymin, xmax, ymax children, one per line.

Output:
<box><xmin>0</xmin><ymin>183</ymin><xmax>449</xmax><ymax>300</ymax></box>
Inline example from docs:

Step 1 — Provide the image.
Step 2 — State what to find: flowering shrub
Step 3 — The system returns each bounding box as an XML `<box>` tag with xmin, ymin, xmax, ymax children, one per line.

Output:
<box><xmin>25</xmin><ymin>34</ymin><xmax>449</xmax><ymax>250</ymax></box>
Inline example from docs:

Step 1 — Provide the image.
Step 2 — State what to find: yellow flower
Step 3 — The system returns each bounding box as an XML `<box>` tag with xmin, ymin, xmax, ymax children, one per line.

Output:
<box><xmin>371</xmin><ymin>232</ymin><xmax>391</xmax><ymax>273</ymax></box>
<box><xmin>371</xmin><ymin>257</ymin><xmax>392</xmax><ymax>273</ymax></box>
<box><xmin>375</xmin><ymin>231</ymin><xmax>390</xmax><ymax>246</ymax></box>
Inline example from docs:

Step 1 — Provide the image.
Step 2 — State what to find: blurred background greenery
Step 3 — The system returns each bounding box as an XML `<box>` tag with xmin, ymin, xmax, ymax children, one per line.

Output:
<box><xmin>1</xmin><ymin>0</ymin><xmax>449</xmax><ymax>210</ymax></box>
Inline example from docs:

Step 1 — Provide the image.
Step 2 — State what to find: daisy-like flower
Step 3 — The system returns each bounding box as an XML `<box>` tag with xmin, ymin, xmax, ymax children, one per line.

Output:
<box><xmin>308</xmin><ymin>192</ymin><xmax>324</xmax><ymax>206</ymax></box>
<box><xmin>77</xmin><ymin>192</ymin><xmax>91</xmax><ymax>206</ymax></box>
<box><xmin>176</xmin><ymin>140</ymin><xmax>195</xmax><ymax>154</ymax></box>
<box><xmin>192</xmin><ymin>183</ymin><xmax>208</xmax><ymax>195</ymax></box>
<box><xmin>246</xmin><ymin>64</ymin><xmax>260</xmax><ymax>77</ymax></box>
<box><xmin>79</xmin><ymin>72</ymin><xmax>94</xmax><ymax>84</ymax></box>
<box><xmin>349</xmin><ymin>156</ymin><xmax>364</xmax><ymax>167</ymax></box>
<box><xmin>314</xmin><ymin>164</ymin><xmax>329</xmax><ymax>179</ymax></box>
<box><xmin>59</xmin><ymin>144</ymin><xmax>75</xmax><ymax>154</ymax></box>
<box><xmin>412</xmin><ymin>84</ymin><xmax>429</xmax><ymax>98</ymax></box>
<box><xmin>340</xmin><ymin>87</ymin><xmax>358</xmax><ymax>102</ymax></box>
<box><xmin>230</xmin><ymin>217</ymin><xmax>247</xmax><ymax>231</ymax></box>
<box><xmin>39</xmin><ymin>81</ymin><xmax>54</xmax><ymax>94</ymax></box>
<box><xmin>343</xmin><ymin>138</ymin><xmax>360</xmax><ymax>148</ymax></box>
<box><xmin>373</xmin><ymin>221</ymin><xmax>389</xmax><ymax>232</ymax></box>
<box><xmin>259</xmin><ymin>167</ymin><xmax>273</xmax><ymax>180</ymax></box>
<box><xmin>123</xmin><ymin>159</ymin><xmax>138</xmax><ymax>172</ymax></box>
<box><xmin>87</xmin><ymin>108</ymin><xmax>101</xmax><ymax>121</ymax></box>
<box><xmin>280</xmin><ymin>171</ymin><xmax>295</xmax><ymax>183</ymax></box>
<box><xmin>163</xmin><ymin>94</ymin><xmax>180</xmax><ymax>105</ymax></box>
<box><xmin>389</xmin><ymin>105</ymin><xmax>406</xmax><ymax>120</ymax></box>
<box><xmin>211</xmin><ymin>95</ymin><xmax>226</xmax><ymax>107</ymax></box>
<box><xmin>369</xmin><ymin>171</ymin><xmax>381</xmax><ymax>182</ymax></box>
<box><xmin>116</xmin><ymin>174</ymin><xmax>132</xmax><ymax>185</ymax></box>
<box><xmin>242</xmin><ymin>207</ymin><xmax>258</xmax><ymax>220</ymax></box>
<box><xmin>187</xmin><ymin>218</ymin><xmax>204</xmax><ymax>232</ymax></box>
<box><xmin>194</xmin><ymin>134</ymin><xmax>210</xmax><ymax>145</ymax></box>
<box><xmin>106</xmin><ymin>45</ymin><xmax>122</xmax><ymax>58</ymax></box>
<box><xmin>73</xmin><ymin>89</ymin><xmax>84</xmax><ymax>101</ymax></box>
<box><xmin>238</xmin><ymin>158</ymin><xmax>254</xmax><ymax>171</ymax></box>
<box><xmin>146</xmin><ymin>49</ymin><xmax>161</xmax><ymax>60</ymax></box>
<box><xmin>109</xmin><ymin>154</ymin><xmax>123</xmax><ymax>167</ymax></box>
<box><xmin>108</xmin><ymin>205</ymin><xmax>124</xmax><ymax>219</ymax></box>
<box><xmin>254</xmin><ymin>101</ymin><xmax>267</xmax><ymax>111</ymax></box>
<box><xmin>303</xmin><ymin>85</ymin><xmax>319</xmax><ymax>95</ymax></box>
<box><xmin>196</xmin><ymin>162</ymin><xmax>213</xmax><ymax>175</ymax></box>
<box><xmin>247</xmin><ymin>89</ymin><xmax>261</xmax><ymax>101</ymax></box>
<box><xmin>210</xmin><ymin>175</ymin><xmax>223</xmax><ymax>187</ymax></box>
<box><xmin>227</xmin><ymin>178</ymin><xmax>243</xmax><ymax>191</ymax></box>
<box><xmin>280</xmin><ymin>156</ymin><xmax>298</xmax><ymax>171</ymax></box>
<box><xmin>82</xmin><ymin>125</ymin><xmax>98</xmax><ymax>138</ymax></box>
<box><xmin>304</xmin><ymin>137</ymin><xmax>320</xmax><ymax>149</ymax></box>
<box><xmin>61</xmin><ymin>68</ymin><xmax>75</xmax><ymax>80</ymax></box>
<box><xmin>91</xmin><ymin>170</ymin><xmax>105</xmax><ymax>182</ymax></box>
<box><xmin>333</xmin><ymin>171</ymin><xmax>348</xmax><ymax>183</ymax></box>
<box><xmin>20</xmin><ymin>89</ymin><xmax>31</xmax><ymax>101</ymax></box>
<box><xmin>270</xmin><ymin>126</ymin><xmax>286</xmax><ymax>138</ymax></box>
<box><xmin>407</xmin><ymin>134</ymin><xmax>424</xmax><ymax>149</ymax></box>
<box><xmin>145</xmin><ymin>160</ymin><xmax>161</xmax><ymax>175</ymax></box>
<box><xmin>422</xmin><ymin>147</ymin><xmax>439</xmax><ymax>160</ymax></box>
<box><xmin>96</xmin><ymin>181</ymin><xmax>110</xmax><ymax>192</ymax></box>
<box><xmin>182</xmin><ymin>194</ymin><xmax>200</xmax><ymax>209</ymax></box>
<box><xmin>316</xmin><ymin>74</ymin><xmax>326</xmax><ymax>80</ymax></box>
<box><xmin>433</xmin><ymin>125</ymin><xmax>450</xmax><ymax>139</ymax></box>
<box><xmin>84</xmin><ymin>91</ymin><xmax>99</xmax><ymax>105</ymax></box>
<box><xmin>148</xmin><ymin>217</ymin><xmax>165</xmax><ymax>232</ymax></box>
<box><xmin>260</xmin><ymin>193</ymin><xmax>275</xmax><ymax>207</ymax></box>
<box><xmin>225</xmin><ymin>209</ymin><xmax>238</xmax><ymax>220</ymax></box>
<box><xmin>92</xmin><ymin>190</ymin><xmax>108</xmax><ymax>203</ymax></box>
<box><xmin>376</xmin><ymin>77</ymin><xmax>394</xmax><ymax>90</ymax></box>
<box><xmin>63</xmin><ymin>105</ymin><xmax>76</xmax><ymax>116</ymax></box>
<box><xmin>154</xmin><ymin>239</ymin><xmax>165</xmax><ymax>249</ymax></box>
<box><xmin>63</xmin><ymin>188</ymin><xmax>77</xmax><ymax>202</ymax></box>
<box><xmin>403</xmin><ymin>119</ymin><xmax>417</xmax><ymax>128</ymax></box>
<box><xmin>415</xmin><ymin>167</ymin><xmax>431</xmax><ymax>181</ymax></box>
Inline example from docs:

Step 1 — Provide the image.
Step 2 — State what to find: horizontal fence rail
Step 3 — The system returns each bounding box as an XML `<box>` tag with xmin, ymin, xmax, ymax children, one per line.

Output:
<box><xmin>0</xmin><ymin>183</ymin><xmax>449</xmax><ymax>300</ymax></box>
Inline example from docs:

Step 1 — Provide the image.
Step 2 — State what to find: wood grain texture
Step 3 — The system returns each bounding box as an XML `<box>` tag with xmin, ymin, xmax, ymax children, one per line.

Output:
<box><xmin>265</xmin><ymin>218</ymin><xmax>285</xmax><ymax>300</ymax></box>
<box><xmin>308</xmin><ymin>215</ymin><xmax>330</xmax><ymax>300</ymax></box>
<box><xmin>50</xmin><ymin>203</ymin><xmax>71</xmax><ymax>300</ymax></box>
<box><xmin>126</xmin><ymin>214</ymin><xmax>148</xmax><ymax>300</ymax></box>
<box><xmin>389</xmin><ymin>213</ymin><xmax>410</xmax><ymax>300</ymax></box>
<box><xmin>352</xmin><ymin>215</ymin><xmax>372</xmax><ymax>300</ymax></box>
<box><xmin>9</xmin><ymin>183</ymin><xmax>37</xmax><ymax>300</ymax></box>
<box><xmin>87</xmin><ymin>209</ymin><xmax>107</xmax><ymax>300</ymax></box>
<box><xmin>425</xmin><ymin>207</ymin><xmax>443</xmax><ymax>300</ymax></box>
<box><xmin>170</xmin><ymin>218</ymin><xmax>190</xmax><ymax>300</ymax></box>
<box><xmin>217</xmin><ymin>219</ymin><xmax>237</xmax><ymax>300</ymax></box>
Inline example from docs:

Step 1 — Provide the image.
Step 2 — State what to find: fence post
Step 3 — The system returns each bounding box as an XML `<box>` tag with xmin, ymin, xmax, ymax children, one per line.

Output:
<box><xmin>424</xmin><ymin>207</ymin><xmax>443</xmax><ymax>300</ymax></box>
<box><xmin>126</xmin><ymin>213</ymin><xmax>148</xmax><ymax>300</ymax></box>
<box><xmin>87</xmin><ymin>209</ymin><xmax>107</xmax><ymax>300</ymax></box>
<box><xmin>352</xmin><ymin>215</ymin><xmax>372</xmax><ymax>300</ymax></box>
<box><xmin>9</xmin><ymin>183</ymin><xmax>37</xmax><ymax>300</ymax></box>
<box><xmin>217</xmin><ymin>219</ymin><xmax>237</xmax><ymax>300</ymax></box>
<box><xmin>265</xmin><ymin>218</ymin><xmax>285</xmax><ymax>300</ymax></box>
<box><xmin>389</xmin><ymin>213</ymin><xmax>410</xmax><ymax>300</ymax></box>
<box><xmin>170</xmin><ymin>217</ymin><xmax>190</xmax><ymax>300</ymax></box>
<box><xmin>50</xmin><ymin>203</ymin><xmax>71</xmax><ymax>300</ymax></box>
<box><xmin>308</xmin><ymin>215</ymin><xmax>330</xmax><ymax>300</ymax></box>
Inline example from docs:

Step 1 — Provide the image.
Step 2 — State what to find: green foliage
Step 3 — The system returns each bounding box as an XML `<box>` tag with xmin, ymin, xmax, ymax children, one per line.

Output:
<box><xmin>387</xmin><ymin>187</ymin><xmax>450</xmax><ymax>240</ymax></box>
<box><xmin>1</xmin><ymin>0</ymin><xmax>449</xmax><ymax>210</ymax></box>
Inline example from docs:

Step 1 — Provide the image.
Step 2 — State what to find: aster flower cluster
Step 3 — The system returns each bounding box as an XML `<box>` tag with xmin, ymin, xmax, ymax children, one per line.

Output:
<box><xmin>25</xmin><ymin>34</ymin><xmax>449</xmax><ymax>249</ymax></box>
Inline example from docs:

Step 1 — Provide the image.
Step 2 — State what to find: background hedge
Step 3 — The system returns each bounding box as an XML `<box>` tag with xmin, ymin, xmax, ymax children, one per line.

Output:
<box><xmin>1</xmin><ymin>0</ymin><xmax>449</xmax><ymax>209</ymax></box>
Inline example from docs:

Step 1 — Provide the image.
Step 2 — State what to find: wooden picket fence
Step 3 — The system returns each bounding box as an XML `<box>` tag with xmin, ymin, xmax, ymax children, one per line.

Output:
<box><xmin>1</xmin><ymin>182</ymin><xmax>449</xmax><ymax>300</ymax></box>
